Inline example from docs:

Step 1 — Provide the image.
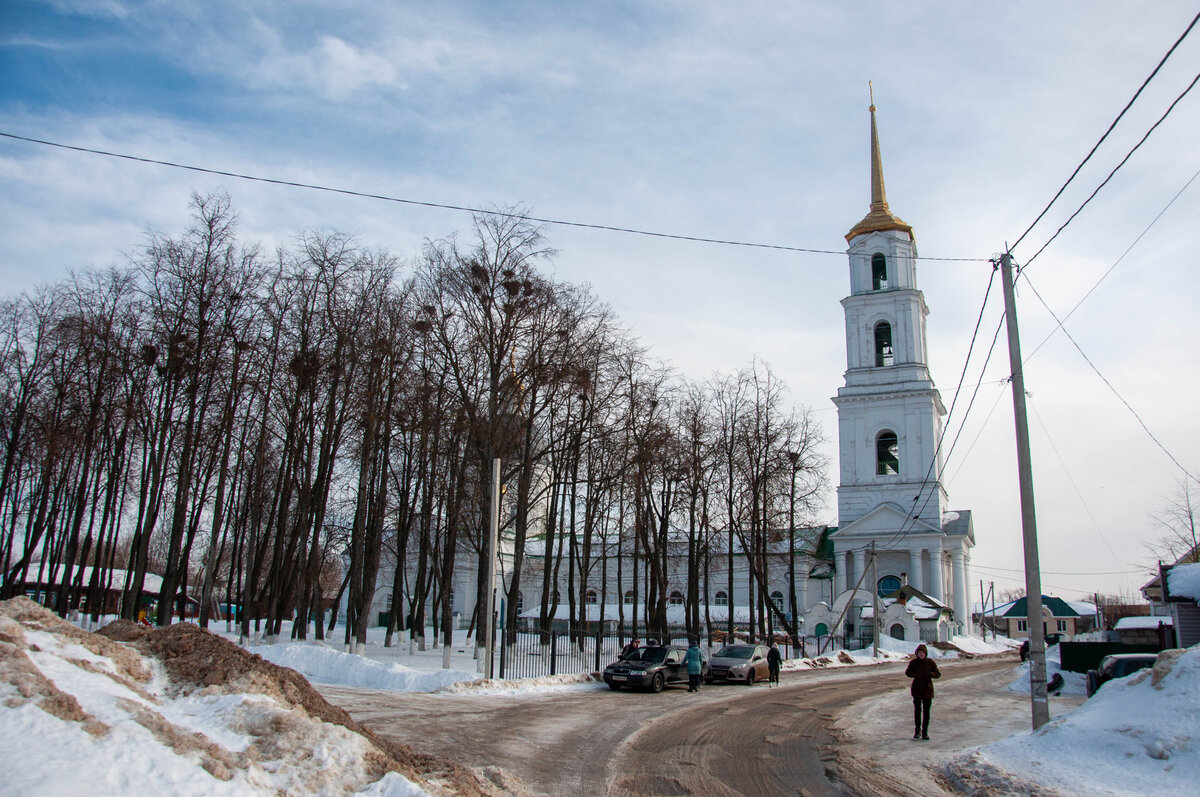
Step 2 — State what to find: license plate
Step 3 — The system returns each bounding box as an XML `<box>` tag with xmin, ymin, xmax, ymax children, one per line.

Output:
<box><xmin>612</xmin><ymin>675</ymin><xmax>627</xmax><ymax>681</ymax></box>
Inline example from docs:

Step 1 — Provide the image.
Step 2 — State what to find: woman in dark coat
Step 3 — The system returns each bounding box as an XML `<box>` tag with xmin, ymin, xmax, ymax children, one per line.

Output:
<box><xmin>905</xmin><ymin>644</ymin><xmax>941</xmax><ymax>740</ymax></box>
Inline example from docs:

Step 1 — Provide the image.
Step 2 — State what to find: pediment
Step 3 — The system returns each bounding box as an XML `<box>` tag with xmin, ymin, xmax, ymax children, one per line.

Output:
<box><xmin>833</xmin><ymin>501</ymin><xmax>941</xmax><ymax>538</ymax></box>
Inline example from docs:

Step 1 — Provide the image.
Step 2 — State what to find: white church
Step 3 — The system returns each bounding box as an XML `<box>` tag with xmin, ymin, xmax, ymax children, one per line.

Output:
<box><xmin>354</xmin><ymin>102</ymin><xmax>976</xmax><ymax>644</ymax></box>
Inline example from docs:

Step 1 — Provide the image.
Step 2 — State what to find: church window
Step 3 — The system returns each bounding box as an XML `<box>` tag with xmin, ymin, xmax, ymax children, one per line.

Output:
<box><xmin>714</xmin><ymin>591</ymin><xmax>729</xmax><ymax>606</ymax></box>
<box><xmin>877</xmin><ymin>575</ymin><xmax>902</xmax><ymax>597</ymax></box>
<box><xmin>668</xmin><ymin>591</ymin><xmax>684</xmax><ymax>606</ymax></box>
<box><xmin>516</xmin><ymin>591</ymin><xmax>524</xmax><ymax>612</ymax></box>
<box><xmin>623</xmin><ymin>590</ymin><xmax>635</xmax><ymax>605</ymax></box>
<box><xmin>872</xmin><ymin>253</ymin><xmax>888</xmax><ymax>289</ymax></box>
<box><xmin>814</xmin><ymin>622</ymin><xmax>829</xmax><ymax>636</ymax></box>
<box><xmin>889</xmin><ymin>623</ymin><xmax>906</xmax><ymax>640</ymax></box>
<box><xmin>876</xmin><ymin>431</ymin><xmax>899</xmax><ymax>476</ymax></box>
<box><xmin>874</xmin><ymin>322</ymin><xmax>894</xmax><ymax>366</ymax></box>
<box><xmin>586</xmin><ymin>589</ymin><xmax>598</xmax><ymax>605</ymax></box>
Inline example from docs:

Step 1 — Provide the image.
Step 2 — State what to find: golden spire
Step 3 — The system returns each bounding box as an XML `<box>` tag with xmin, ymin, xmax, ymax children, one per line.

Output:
<box><xmin>846</xmin><ymin>85</ymin><xmax>912</xmax><ymax>242</ymax></box>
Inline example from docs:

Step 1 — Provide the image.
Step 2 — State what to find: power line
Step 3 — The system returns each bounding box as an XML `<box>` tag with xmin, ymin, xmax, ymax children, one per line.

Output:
<box><xmin>1018</xmin><ymin>69</ymin><xmax>1200</xmax><ymax>271</ymax></box>
<box><xmin>1010</xmin><ymin>9</ymin><xmax>1200</xmax><ymax>254</ymax></box>
<box><xmin>1024</xmin><ymin>161</ymin><xmax>1200</xmax><ymax>362</ymax></box>
<box><xmin>970</xmin><ymin>563</ymin><xmax>1146</xmax><ymax>577</ymax></box>
<box><xmin>1019</xmin><ymin>271</ymin><xmax>1199</xmax><ymax>485</ymax></box>
<box><xmin>0</xmin><ymin>130</ymin><xmax>988</xmax><ymax>262</ymax></box>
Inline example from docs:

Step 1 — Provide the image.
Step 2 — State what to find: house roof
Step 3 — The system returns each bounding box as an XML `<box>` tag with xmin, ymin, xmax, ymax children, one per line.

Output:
<box><xmin>1166</xmin><ymin>563</ymin><xmax>1200</xmax><ymax>602</ymax></box>
<box><xmin>1114</xmin><ymin>615</ymin><xmax>1173</xmax><ymax>630</ymax></box>
<box><xmin>998</xmin><ymin>596</ymin><xmax>1080</xmax><ymax>618</ymax></box>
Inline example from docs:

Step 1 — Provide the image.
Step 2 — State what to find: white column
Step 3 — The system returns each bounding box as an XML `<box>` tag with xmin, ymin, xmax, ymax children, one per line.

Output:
<box><xmin>852</xmin><ymin>548</ymin><xmax>866</xmax><ymax>593</ymax></box>
<box><xmin>951</xmin><ymin>549</ymin><xmax>967</xmax><ymax>634</ymax></box>
<box><xmin>908</xmin><ymin>548</ymin><xmax>923</xmax><ymax>593</ymax></box>
<box><xmin>963</xmin><ymin>553</ymin><xmax>973</xmax><ymax>634</ymax></box>
<box><xmin>834</xmin><ymin>549</ymin><xmax>847</xmax><ymax>597</ymax></box>
<box><xmin>798</xmin><ymin>575</ymin><xmax>809</xmax><ymax>614</ymax></box>
<box><xmin>929</xmin><ymin>547</ymin><xmax>944</xmax><ymax>602</ymax></box>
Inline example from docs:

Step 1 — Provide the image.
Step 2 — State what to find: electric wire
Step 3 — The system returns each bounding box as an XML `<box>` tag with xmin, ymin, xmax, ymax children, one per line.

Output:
<box><xmin>1018</xmin><ymin>69</ymin><xmax>1200</xmax><ymax>271</ymax></box>
<box><xmin>970</xmin><ymin>563</ymin><xmax>1145</xmax><ymax>577</ymax></box>
<box><xmin>0</xmin><ymin>131</ymin><xmax>988</xmax><ymax>262</ymax></box>
<box><xmin>1019</xmin><ymin>272</ymin><xmax>1199</xmax><ymax>485</ymax></box>
<box><xmin>1026</xmin><ymin>393</ymin><xmax>1124</xmax><ymax>569</ymax></box>
<box><xmin>1024</xmin><ymin>161</ymin><xmax>1200</xmax><ymax>362</ymax></box>
<box><xmin>1010</xmin><ymin>9</ymin><xmax>1200</xmax><ymax>254</ymax></box>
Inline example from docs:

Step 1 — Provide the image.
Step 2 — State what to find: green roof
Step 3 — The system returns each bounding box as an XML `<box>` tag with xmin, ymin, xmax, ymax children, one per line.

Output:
<box><xmin>1001</xmin><ymin>596</ymin><xmax>1079</xmax><ymax>618</ymax></box>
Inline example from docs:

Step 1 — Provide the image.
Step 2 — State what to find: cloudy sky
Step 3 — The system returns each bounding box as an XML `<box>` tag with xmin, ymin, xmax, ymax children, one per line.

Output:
<box><xmin>3</xmin><ymin>1</ymin><xmax>1198</xmax><ymax>602</ymax></box>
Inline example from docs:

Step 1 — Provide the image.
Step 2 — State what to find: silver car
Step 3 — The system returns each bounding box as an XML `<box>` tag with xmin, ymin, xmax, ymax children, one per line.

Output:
<box><xmin>706</xmin><ymin>644</ymin><xmax>770</xmax><ymax>685</ymax></box>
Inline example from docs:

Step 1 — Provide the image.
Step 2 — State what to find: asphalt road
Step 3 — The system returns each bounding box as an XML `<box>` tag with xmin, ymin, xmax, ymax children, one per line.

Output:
<box><xmin>319</xmin><ymin>655</ymin><xmax>1016</xmax><ymax>796</ymax></box>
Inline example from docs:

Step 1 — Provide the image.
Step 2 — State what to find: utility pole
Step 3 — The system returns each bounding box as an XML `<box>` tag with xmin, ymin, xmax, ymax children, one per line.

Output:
<box><xmin>998</xmin><ymin>252</ymin><xmax>1050</xmax><ymax>730</ymax></box>
<box><xmin>871</xmin><ymin>542</ymin><xmax>880</xmax><ymax>658</ymax></box>
<box><xmin>484</xmin><ymin>458</ymin><xmax>501</xmax><ymax>679</ymax></box>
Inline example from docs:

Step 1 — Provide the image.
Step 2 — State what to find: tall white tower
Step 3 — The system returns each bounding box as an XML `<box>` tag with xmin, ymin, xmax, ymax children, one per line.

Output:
<box><xmin>829</xmin><ymin>100</ymin><xmax>973</xmax><ymax>632</ymax></box>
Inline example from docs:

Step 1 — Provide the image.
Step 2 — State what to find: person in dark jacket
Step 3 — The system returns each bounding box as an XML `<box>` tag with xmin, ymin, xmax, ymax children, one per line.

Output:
<box><xmin>905</xmin><ymin>644</ymin><xmax>941</xmax><ymax>740</ymax></box>
<box><xmin>620</xmin><ymin>638</ymin><xmax>640</xmax><ymax>659</ymax></box>
<box><xmin>767</xmin><ymin>644</ymin><xmax>782</xmax><ymax>686</ymax></box>
<box><xmin>685</xmin><ymin>640</ymin><xmax>704</xmax><ymax>692</ymax></box>
<box><xmin>1019</xmin><ymin>639</ymin><xmax>1030</xmax><ymax>662</ymax></box>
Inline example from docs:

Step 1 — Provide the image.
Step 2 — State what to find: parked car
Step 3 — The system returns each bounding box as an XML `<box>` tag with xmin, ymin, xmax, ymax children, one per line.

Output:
<box><xmin>1085</xmin><ymin>653</ymin><xmax>1159</xmax><ymax>697</ymax></box>
<box><xmin>603</xmin><ymin>645</ymin><xmax>704</xmax><ymax>692</ymax></box>
<box><xmin>706</xmin><ymin>644</ymin><xmax>770</xmax><ymax>685</ymax></box>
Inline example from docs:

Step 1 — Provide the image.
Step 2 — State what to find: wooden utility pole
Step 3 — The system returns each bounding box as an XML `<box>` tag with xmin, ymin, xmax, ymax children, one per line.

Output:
<box><xmin>871</xmin><ymin>542</ymin><xmax>880</xmax><ymax>658</ymax></box>
<box><xmin>998</xmin><ymin>252</ymin><xmax>1050</xmax><ymax>730</ymax></box>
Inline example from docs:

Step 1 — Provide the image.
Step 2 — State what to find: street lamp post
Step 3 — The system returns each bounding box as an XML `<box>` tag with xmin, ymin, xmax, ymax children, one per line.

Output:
<box><xmin>787</xmin><ymin>450</ymin><xmax>801</xmax><ymax>650</ymax></box>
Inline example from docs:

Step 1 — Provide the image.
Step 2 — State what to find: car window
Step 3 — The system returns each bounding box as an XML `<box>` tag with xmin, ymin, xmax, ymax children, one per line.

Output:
<box><xmin>641</xmin><ymin>647</ymin><xmax>668</xmax><ymax>663</ymax></box>
<box><xmin>666</xmin><ymin>651</ymin><xmax>681</xmax><ymax>664</ymax></box>
<box><xmin>716</xmin><ymin>645</ymin><xmax>754</xmax><ymax>659</ymax></box>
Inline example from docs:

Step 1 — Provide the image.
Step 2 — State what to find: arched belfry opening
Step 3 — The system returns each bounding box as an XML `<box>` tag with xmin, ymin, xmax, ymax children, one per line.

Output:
<box><xmin>872</xmin><ymin>253</ymin><xmax>888</xmax><ymax>289</ymax></box>
<box><xmin>874</xmin><ymin>321</ymin><xmax>893</xmax><ymax>367</ymax></box>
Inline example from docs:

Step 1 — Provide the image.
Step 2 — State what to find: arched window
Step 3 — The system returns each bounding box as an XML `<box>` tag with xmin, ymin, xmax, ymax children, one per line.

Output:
<box><xmin>385</xmin><ymin>593</ymin><xmax>393</xmax><ymax>612</ymax></box>
<box><xmin>585</xmin><ymin>589</ymin><xmax>598</xmax><ymax>605</ymax></box>
<box><xmin>714</xmin><ymin>591</ymin><xmax>729</xmax><ymax>606</ymax></box>
<box><xmin>889</xmin><ymin>623</ymin><xmax>906</xmax><ymax>640</ymax></box>
<box><xmin>877</xmin><ymin>575</ymin><xmax>902</xmax><ymax>597</ymax></box>
<box><xmin>874</xmin><ymin>321</ymin><xmax>894</xmax><ymax>367</ymax></box>
<box><xmin>551</xmin><ymin>590</ymin><xmax>560</xmax><ymax>603</ymax></box>
<box><xmin>668</xmin><ymin>591</ymin><xmax>684</xmax><ymax>606</ymax></box>
<box><xmin>770</xmin><ymin>591</ymin><xmax>784</xmax><ymax>611</ymax></box>
<box><xmin>872</xmin><ymin>253</ymin><xmax>888</xmax><ymax>290</ymax></box>
<box><xmin>814</xmin><ymin>622</ymin><xmax>829</xmax><ymax>637</ymax></box>
<box><xmin>876</xmin><ymin>431</ymin><xmax>899</xmax><ymax>476</ymax></box>
<box><xmin>516</xmin><ymin>591</ymin><xmax>524</xmax><ymax>612</ymax></box>
<box><xmin>623</xmin><ymin>590</ymin><xmax>635</xmax><ymax>605</ymax></box>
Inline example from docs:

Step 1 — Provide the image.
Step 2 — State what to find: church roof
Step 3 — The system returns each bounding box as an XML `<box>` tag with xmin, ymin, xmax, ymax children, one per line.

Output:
<box><xmin>845</xmin><ymin>100</ymin><xmax>913</xmax><ymax>242</ymax></box>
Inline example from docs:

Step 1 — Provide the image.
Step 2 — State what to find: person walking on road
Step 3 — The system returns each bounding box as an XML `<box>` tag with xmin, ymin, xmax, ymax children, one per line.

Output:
<box><xmin>686</xmin><ymin>640</ymin><xmax>704</xmax><ymax>692</ymax></box>
<box><xmin>767</xmin><ymin>643</ymin><xmax>782</xmax><ymax>686</ymax></box>
<box><xmin>905</xmin><ymin>644</ymin><xmax>941</xmax><ymax>740</ymax></box>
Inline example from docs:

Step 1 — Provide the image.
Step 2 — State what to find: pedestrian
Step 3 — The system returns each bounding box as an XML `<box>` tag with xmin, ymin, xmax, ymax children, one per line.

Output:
<box><xmin>905</xmin><ymin>644</ymin><xmax>941</xmax><ymax>740</ymax></box>
<box><xmin>620</xmin><ymin>638</ymin><xmax>640</xmax><ymax>659</ymax></box>
<box><xmin>767</xmin><ymin>643</ymin><xmax>782</xmax><ymax>686</ymax></box>
<box><xmin>1019</xmin><ymin>639</ymin><xmax>1030</xmax><ymax>663</ymax></box>
<box><xmin>686</xmin><ymin>639</ymin><xmax>704</xmax><ymax>692</ymax></box>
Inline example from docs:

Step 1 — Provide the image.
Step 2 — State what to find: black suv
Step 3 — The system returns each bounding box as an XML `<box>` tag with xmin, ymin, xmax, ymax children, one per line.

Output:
<box><xmin>603</xmin><ymin>645</ymin><xmax>705</xmax><ymax>692</ymax></box>
<box><xmin>1085</xmin><ymin>653</ymin><xmax>1158</xmax><ymax>697</ymax></box>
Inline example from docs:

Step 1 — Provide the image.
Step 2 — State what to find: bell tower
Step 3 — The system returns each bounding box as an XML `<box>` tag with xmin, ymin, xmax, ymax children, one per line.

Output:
<box><xmin>828</xmin><ymin>97</ymin><xmax>973</xmax><ymax>631</ymax></box>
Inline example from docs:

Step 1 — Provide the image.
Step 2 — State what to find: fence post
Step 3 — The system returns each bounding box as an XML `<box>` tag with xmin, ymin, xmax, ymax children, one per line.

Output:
<box><xmin>594</xmin><ymin>628</ymin><xmax>602</xmax><ymax>672</ymax></box>
<box><xmin>499</xmin><ymin>636</ymin><xmax>507</xmax><ymax>679</ymax></box>
<box><xmin>550</xmin><ymin>631</ymin><xmax>558</xmax><ymax>676</ymax></box>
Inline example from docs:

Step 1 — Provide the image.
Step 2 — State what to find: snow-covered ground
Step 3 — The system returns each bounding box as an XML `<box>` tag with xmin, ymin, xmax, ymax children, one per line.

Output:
<box><xmin>20</xmin><ymin>608</ymin><xmax>1200</xmax><ymax>795</ymax></box>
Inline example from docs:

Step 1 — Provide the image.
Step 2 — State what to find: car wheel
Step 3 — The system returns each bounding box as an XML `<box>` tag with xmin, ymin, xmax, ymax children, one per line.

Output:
<box><xmin>1085</xmin><ymin>670</ymin><xmax>1099</xmax><ymax>697</ymax></box>
<box><xmin>608</xmin><ymin>683</ymin><xmax>622</xmax><ymax>691</ymax></box>
<box><xmin>745</xmin><ymin>670</ymin><xmax>755</xmax><ymax>686</ymax></box>
<box><xmin>650</xmin><ymin>672</ymin><xmax>665</xmax><ymax>693</ymax></box>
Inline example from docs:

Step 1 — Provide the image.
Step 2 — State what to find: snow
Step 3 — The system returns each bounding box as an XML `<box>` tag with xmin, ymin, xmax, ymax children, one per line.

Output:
<box><xmin>251</xmin><ymin>642</ymin><xmax>478</xmax><ymax>693</ymax></box>
<box><xmin>953</xmin><ymin>647</ymin><xmax>1200</xmax><ymax>796</ymax></box>
<box><xmin>0</xmin><ymin>605</ymin><xmax>429</xmax><ymax>797</ymax></box>
<box><xmin>1114</xmin><ymin>615</ymin><xmax>1173</xmax><ymax>629</ymax></box>
<box><xmin>1003</xmin><ymin>643</ymin><xmax>1087</xmax><ymax>696</ymax></box>
<box><xmin>1167</xmin><ymin>563</ymin><xmax>1200</xmax><ymax>601</ymax></box>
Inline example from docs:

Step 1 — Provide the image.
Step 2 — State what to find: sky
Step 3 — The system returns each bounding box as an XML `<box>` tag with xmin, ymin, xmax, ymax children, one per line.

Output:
<box><xmin>2</xmin><ymin>1</ymin><xmax>1198</xmax><ymax>602</ymax></box>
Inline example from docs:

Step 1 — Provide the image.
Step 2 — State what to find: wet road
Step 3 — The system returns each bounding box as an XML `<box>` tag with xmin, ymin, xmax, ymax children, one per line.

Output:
<box><xmin>319</xmin><ymin>656</ymin><xmax>1015</xmax><ymax>796</ymax></box>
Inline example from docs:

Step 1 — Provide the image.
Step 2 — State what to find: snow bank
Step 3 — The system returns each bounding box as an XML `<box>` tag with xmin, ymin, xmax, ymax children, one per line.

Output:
<box><xmin>1003</xmin><ymin>644</ymin><xmax>1087</xmax><ymax>696</ymax></box>
<box><xmin>949</xmin><ymin>646</ymin><xmax>1200</xmax><ymax>796</ymax></box>
<box><xmin>251</xmin><ymin>642</ymin><xmax>478</xmax><ymax>693</ymax></box>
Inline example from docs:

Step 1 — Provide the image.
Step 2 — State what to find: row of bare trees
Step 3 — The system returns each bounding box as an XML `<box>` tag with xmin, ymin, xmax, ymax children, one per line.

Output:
<box><xmin>0</xmin><ymin>191</ymin><xmax>828</xmax><ymax>650</ymax></box>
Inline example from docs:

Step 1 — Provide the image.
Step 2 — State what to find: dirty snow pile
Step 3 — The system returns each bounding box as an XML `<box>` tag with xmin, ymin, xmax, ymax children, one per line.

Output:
<box><xmin>948</xmin><ymin>646</ymin><xmax>1200</xmax><ymax>796</ymax></box>
<box><xmin>0</xmin><ymin>598</ymin><xmax>464</xmax><ymax>796</ymax></box>
<box><xmin>1003</xmin><ymin>642</ymin><xmax>1087</xmax><ymax>696</ymax></box>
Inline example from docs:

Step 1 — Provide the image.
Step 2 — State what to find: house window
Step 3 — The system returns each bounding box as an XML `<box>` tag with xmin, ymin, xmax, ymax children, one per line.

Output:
<box><xmin>516</xmin><ymin>591</ymin><xmax>524</xmax><ymax>613</ymax></box>
<box><xmin>877</xmin><ymin>575</ymin><xmax>902</xmax><ymax>597</ymax></box>
<box><xmin>770</xmin><ymin>591</ymin><xmax>784</xmax><ymax>611</ymax></box>
<box><xmin>586</xmin><ymin>590</ymin><xmax>598</xmax><ymax>605</ymax></box>
<box><xmin>1057</xmin><ymin>619</ymin><xmax>1067</xmax><ymax>632</ymax></box>
<box><xmin>668</xmin><ymin>591</ymin><xmax>684</xmax><ymax>606</ymax></box>
<box><xmin>872</xmin><ymin>253</ymin><xmax>888</xmax><ymax>289</ymax></box>
<box><xmin>623</xmin><ymin>590</ymin><xmax>635</xmax><ymax>605</ymax></box>
<box><xmin>1017</xmin><ymin>619</ymin><xmax>1028</xmax><ymax>632</ymax></box>
<box><xmin>876</xmin><ymin>431</ymin><xmax>899</xmax><ymax>476</ymax></box>
<box><xmin>714</xmin><ymin>591</ymin><xmax>729</xmax><ymax>606</ymax></box>
<box><xmin>874</xmin><ymin>321</ymin><xmax>894</xmax><ymax>366</ymax></box>
<box><xmin>385</xmin><ymin>593</ymin><xmax>393</xmax><ymax>612</ymax></box>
